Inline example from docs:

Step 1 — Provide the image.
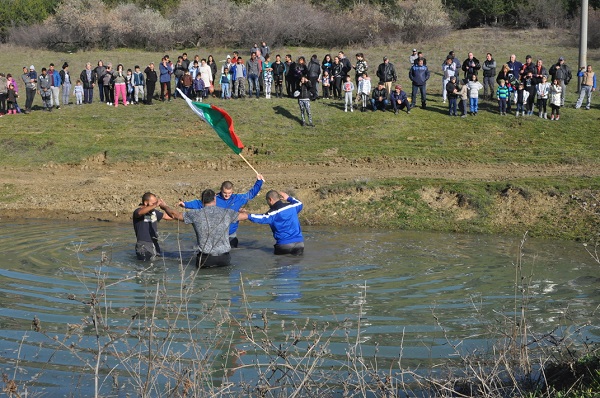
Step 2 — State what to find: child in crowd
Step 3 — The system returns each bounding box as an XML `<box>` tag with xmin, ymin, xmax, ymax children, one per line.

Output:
<box><xmin>220</xmin><ymin>68</ymin><xmax>231</xmax><ymax>99</ymax></box>
<box><xmin>523</xmin><ymin>71</ymin><xmax>536</xmax><ymax>115</ymax></box>
<box><xmin>514</xmin><ymin>82</ymin><xmax>528</xmax><ymax>117</ymax></box>
<box><xmin>6</xmin><ymin>74</ymin><xmax>20</xmax><ymax>113</ymax></box>
<box><xmin>549</xmin><ymin>78</ymin><xmax>562</xmax><ymax>120</ymax></box>
<box><xmin>343</xmin><ymin>75</ymin><xmax>355</xmax><ymax>112</ymax></box>
<box><xmin>357</xmin><ymin>72</ymin><xmax>371</xmax><ymax>112</ymax></box>
<box><xmin>181</xmin><ymin>70</ymin><xmax>193</xmax><ymax>97</ymax></box>
<box><xmin>467</xmin><ymin>74</ymin><xmax>483</xmax><ymax>115</ymax></box>
<box><xmin>102</xmin><ymin>64</ymin><xmax>114</xmax><ymax>105</ymax></box>
<box><xmin>6</xmin><ymin>83</ymin><xmax>18</xmax><ymax>114</ymax></box>
<box><xmin>263</xmin><ymin>54</ymin><xmax>273</xmax><ymax>99</ymax></box>
<box><xmin>496</xmin><ymin>79</ymin><xmax>509</xmax><ymax>115</ymax></box>
<box><xmin>536</xmin><ymin>75</ymin><xmax>549</xmax><ymax>119</ymax></box>
<box><xmin>446</xmin><ymin>76</ymin><xmax>459</xmax><ymax>116</ymax></box>
<box><xmin>321</xmin><ymin>71</ymin><xmax>331</xmax><ymax>99</ymax></box>
<box><xmin>193</xmin><ymin>73</ymin><xmax>205</xmax><ymax>101</ymax></box>
<box><xmin>459</xmin><ymin>78</ymin><xmax>469</xmax><ymax>117</ymax></box>
<box><xmin>73</xmin><ymin>80</ymin><xmax>84</xmax><ymax>105</ymax></box>
<box><xmin>126</xmin><ymin>69</ymin><xmax>134</xmax><ymax>104</ymax></box>
<box><xmin>133</xmin><ymin>65</ymin><xmax>145</xmax><ymax>104</ymax></box>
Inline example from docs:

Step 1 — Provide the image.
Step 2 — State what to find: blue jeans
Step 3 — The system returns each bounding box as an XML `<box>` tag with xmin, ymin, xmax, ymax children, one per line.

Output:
<box><xmin>221</xmin><ymin>82</ymin><xmax>230</xmax><ymax>99</ymax></box>
<box><xmin>247</xmin><ymin>74</ymin><xmax>260</xmax><ymax>97</ymax></box>
<box><xmin>370</xmin><ymin>98</ymin><xmax>389</xmax><ymax>111</ymax></box>
<box><xmin>411</xmin><ymin>84</ymin><xmax>426</xmax><ymax>106</ymax></box>
<box><xmin>448</xmin><ymin>97</ymin><xmax>457</xmax><ymax>115</ymax></box>
<box><xmin>469</xmin><ymin>97</ymin><xmax>479</xmax><ymax>113</ymax></box>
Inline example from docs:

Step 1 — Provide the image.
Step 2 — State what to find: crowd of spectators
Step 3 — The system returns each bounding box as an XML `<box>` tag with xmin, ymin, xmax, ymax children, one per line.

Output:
<box><xmin>0</xmin><ymin>43</ymin><xmax>595</xmax><ymax>118</ymax></box>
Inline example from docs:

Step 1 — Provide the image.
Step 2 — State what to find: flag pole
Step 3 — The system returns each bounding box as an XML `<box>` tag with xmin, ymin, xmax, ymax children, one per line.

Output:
<box><xmin>238</xmin><ymin>153</ymin><xmax>262</xmax><ymax>179</ymax></box>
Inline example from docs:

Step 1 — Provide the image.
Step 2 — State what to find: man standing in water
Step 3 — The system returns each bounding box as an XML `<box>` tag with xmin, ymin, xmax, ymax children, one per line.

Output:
<box><xmin>161</xmin><ymin>189</ymin><xmax>243</xmax><ymax>268</ymax></box>
<box><xmin>178</xmin><ymin>174</ymin><xmax>264</xmax><ymax>248</ymax></box>
<box><xmin>133</xmin><ymin>192</ymin><xmax>173</xmax><ymax>260</ymax></box>
<box><xmin>240</xmin><ymin>190</ymin><xmax>304</xmax><ymax>255</ymax></box>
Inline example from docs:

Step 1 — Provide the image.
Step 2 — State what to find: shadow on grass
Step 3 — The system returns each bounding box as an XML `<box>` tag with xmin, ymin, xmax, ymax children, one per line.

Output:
<box><xmin>273</xmin><ymin>105</ymin><xmax>302</xmax><ymax>125</ymax></box>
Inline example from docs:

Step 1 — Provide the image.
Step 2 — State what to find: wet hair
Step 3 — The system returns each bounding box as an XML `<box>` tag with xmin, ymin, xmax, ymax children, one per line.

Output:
<box><xmin>221</xmin><ymin>181</ymin><xmax>234</xmax><ymax>190</ymax></box>
<box><xmin>201</xmin><ymin>189</ymin><xmax>216</xmax><ymax>205</ymax></box>
<box><xmin>141</xmin><ymin>192</ymin><xmax>155</xmax><ymax>204</ymax></box>
<box><xmin>266</xmin><ymin>190</ymin><xmax>280</xmax><ymax>202</ymax></box>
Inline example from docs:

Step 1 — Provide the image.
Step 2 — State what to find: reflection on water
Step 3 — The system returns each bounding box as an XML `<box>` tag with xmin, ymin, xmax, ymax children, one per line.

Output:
<box><xmin>0</xmin><ymin>220</ymin><xmax>598</xmax><ymax>395</ymax></box>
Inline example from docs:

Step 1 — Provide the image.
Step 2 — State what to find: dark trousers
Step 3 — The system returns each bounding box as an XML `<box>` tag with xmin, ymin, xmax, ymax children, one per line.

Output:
<box><xmin>309</xmin><ymin>76</ymin><xmax>319</xmax><ymax>99</ymax></box>
<box><xmin>274</xmin><ymin>242</ymin><xmax>304</xmax><ymax>256</ymax></box>
<box><xmin>332</xmin><ymin>76</ymin><xmax>342</xmax><ymax>99</ymax></box>
<box><xmin>84</xmin><ymin>88</ymin><xmax>93</xmax><ymax>104</ymax></box>
<box><xmin>103</xmin><ymin>85</ymin><xmax>114</xmax><ymax>103</ymax></box>
<box><xmin>274</xmin><ymin>77</ymin><xmax>283</xmax><ymax>97</ymax></box>
<box><xmin>25</xmin><ymin>87</ymin><xmax>36</xmax><ymax>110</ymax></box>
<box><xmin>285</xmin><ymin>77</ymin><xmax>295</xmax><ymax>97</ymax></box>
<box><xmin>146</xmin><ymin>81</ymin><xmax>156</xmax><ymax>104</ymax></box>
<box><xmin>448</xmin><ymin>97</ymin><xmax>457</xmax><ymax>115</ymax></box>
<box><xmin>98</xmin><ymin>83</ymin><xmax>104</xmax><ymax>102</ymax></box>
<box><xmin>196</xmin><ymin>252</ymin><xmax>231</xmax><ymax>268</ymax></box>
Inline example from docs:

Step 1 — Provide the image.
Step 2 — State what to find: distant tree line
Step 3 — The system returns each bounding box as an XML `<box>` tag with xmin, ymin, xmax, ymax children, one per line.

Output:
<box><xmin>1</xmin><ymin>0</ymin><xmax>599</xmax><ymax>49</ymax></box>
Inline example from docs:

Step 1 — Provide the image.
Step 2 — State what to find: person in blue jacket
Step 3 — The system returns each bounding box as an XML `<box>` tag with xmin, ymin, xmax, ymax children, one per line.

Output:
<box><xmin>240</xmin><ymin>190</ymin><xmax>304</xmax><ymax>256</ymax></box>
<box><xmin>179</xmin><ymin>174</ymin><xmax>264</xmax><ymax>247</ymax></box>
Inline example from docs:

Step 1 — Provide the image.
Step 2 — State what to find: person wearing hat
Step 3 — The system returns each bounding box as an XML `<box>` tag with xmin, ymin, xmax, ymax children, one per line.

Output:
<box><xmin>409</xmin><ymin>58</ymin><xmax>430</xmax><ymax>109</ymax></box>
<box><xmin>59</xmin><ymin>62</ymin><xmax>71</xmax><ymax>106</ymax></box>
<box><xmin>548</xmin><ymin>56</ymin><xmax>572</xmax><ymax>106</ymax></box>
<box><xmin>376</xmin><ymin>56</ymin><xmax>397</xmax><ymax>94</ymax></box>
<box><xmin>390</xmin><ymin>84</ymin><xmax>410</xmax><ymax>115</ymax></box>
<box><xmin>409</xmin><ymin>49</ymin><xmax>418</xmax><ymax>66</ymax></box>
<box><xmin>21</xmin><ymin>66</ymin><xmax>37</xmax><ymax>113</ymax></box>
<box><xmin>520</xmin><ymin>55</ymin><xmax>535</xmax><ymax>79</ymax></box>
<box><xmin>370</xmin><ymin>81</ymin><xmax>389</xmax><ymax>111</ymax></box>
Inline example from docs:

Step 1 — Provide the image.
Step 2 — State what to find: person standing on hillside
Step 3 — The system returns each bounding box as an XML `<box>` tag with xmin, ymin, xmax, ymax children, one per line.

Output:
<box><xmin>482</xmin><ymin>53</ymin><xmax>496</xmax><ymax>100</ymax></box>
<box><xmin>240</xmin><ymin>190</ymin><xmax>305</xmax><ymax>256</ymax></box>
<box><xmin>272</xmin><ymin>54</ymin><xmax>285</xmax><ymax>98</ymax></box>
<box><xmin>48</xmin><ymin>63</ymin><xmax>61</xmax><ymax>109</ymax></box>
<box><xmin>95</xmin><ymin>60</ymin><xmax>107</xmax><ymax>103</ymax></box>
<box><xmin>548</xmin><ymin>57</ymin><xmax>572</xmax><ymax>106</ymax></box>
<box><xmin>507</xmin><ymin>54</ymin><xmax>522</xmax><ymax>84</ymax></box>
<box><xmin>22</xmin><ymin>66</ymin><xmax>37</xmax><ymax>114</ymax></box>
<box><xmin>179</xmin><ymin>175</ymin><xmax>265</xmax><ymax>248</ymax></box>
<box><xmin>284</xmin><ymin>54</ymin><xmax>296</xmax><ymax>98</ymax></box>
<box><xmin>376</xmin><ymin>56</ymin><xmax>397</xmax><ymax>94</ymax></box>
<box><xmin>59</xmin><ymin>63</ymin><xmax>71</xmax><ymax>106</ymax></box>
<box><xmin>80</xmin><ymin>62</ymin><xmax>97</xmax><ymax>104</ymax></box>
<box><xmin>575</xmin><ymin>65</ymin><xmax>596</xmax><ymax>110</ymax></box>
<box><xmin>442</xmin><ymin>56</ymin><xmax>457</xmax><ymax>104</ymax></box>
<box><xmin>159</xmin><ymin>55</ymin><xmax>173</xmax><ymax>102</ymax></box>
<box><xmin>37</xmin><ymin>67</ymin><xmax>52</xmax><ymax>112</ymax></box>
<box><xmin>297</xmin><ymin>76</ymin><xmax>314</xmax><ymax>127</ymax></box>
<box><xmin>409</xmin><ymin>58</ymin><xmax>430</xmax><ymax>109</ymax></box>
<box><xmin>144</xmin><ymin>62</ymin><xmax>157</xmax><ymax>105</ymax></box>
<box><xmin>462</xmin><ymin>52</ymin><xmax>481</xmax><ymax>80</ymax></box>
<box><xmin>307</xmin><ymin>54</ymin><xmax>321</xmax><ymax>100</ymax></box>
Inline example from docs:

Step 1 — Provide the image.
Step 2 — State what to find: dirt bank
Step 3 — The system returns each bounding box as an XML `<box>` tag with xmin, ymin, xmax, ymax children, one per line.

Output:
<box><xmin>1</xmin><ymin>159</ymin><xmax>599</xmax><ymax>233</ymax></box>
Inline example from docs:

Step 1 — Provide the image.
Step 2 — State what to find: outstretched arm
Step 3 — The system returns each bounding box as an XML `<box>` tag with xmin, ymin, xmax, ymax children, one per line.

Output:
<box><xmin>158</xmin><ymin>199</ymin><xmax>183</xmax><ymax>221</ymax></box>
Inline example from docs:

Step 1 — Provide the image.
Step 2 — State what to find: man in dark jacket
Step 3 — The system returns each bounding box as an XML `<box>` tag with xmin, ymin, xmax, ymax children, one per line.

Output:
<box><xmin>376</xmin><ymin>57</ymin><xmax>397</xmax><ymax>94</ymax></box>
<box><xmin>284</xmin><ymin>54</ymin><xmax>296</xmax><ymax>98</ymax></box>
<box><xmin>482</xmin><ymin>53</ymin><xmax>496</xmax><ymax>100</ymax></box>
<box><xmin>507</xmin><ymin>54</ymin><xmax>523</xmax><ymax>83</ymax></box>
<box><xmin>462</xmin><ymin>52</ymin><xmax>481</xmax><ymax>80</ymax></box>
<box><xmin>80</xmin><ymin>62</ymin><xmax>97</xmax><ymax>104</ymax></box>
<box><xmin>307</xmin><ymin>54</ymin><xmax>321</xmax><ymax>100</ymax></box>
<box><xmin>409</xmin><ymin>59</ymin><xmax>430</xmax><ymax>109</ymax></box>
<box><xmin>371</xmin><ymin>81</ymin><xmax>389</xmax><ymax>111</ymax></box>
<box><xmin>549</xmin><ymin>57</ymin><xmax>572</xmax><ymax>106</ymax></box>
<box><xmin>144</xmin><ymin>63</ymin><xmax>158</xmax><ymax>105</ymax></box>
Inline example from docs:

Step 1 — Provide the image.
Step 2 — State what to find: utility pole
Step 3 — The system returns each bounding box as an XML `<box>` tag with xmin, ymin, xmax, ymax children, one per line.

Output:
<box><xmin>578</xmin><ymin>0</ymin><xmax>588</xmax><ymax>93</ymax></box>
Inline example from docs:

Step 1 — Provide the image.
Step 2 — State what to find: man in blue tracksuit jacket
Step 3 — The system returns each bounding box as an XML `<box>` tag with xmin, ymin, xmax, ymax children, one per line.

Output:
<box><xmin>179</xmin><ymin>174</ymin><xmax>264</xmax><ymax>247</ymax></box>
<box><xmin>240</xmin><ymin>190</ymin><xmax>304</xmax><ymax>255</ymax></box>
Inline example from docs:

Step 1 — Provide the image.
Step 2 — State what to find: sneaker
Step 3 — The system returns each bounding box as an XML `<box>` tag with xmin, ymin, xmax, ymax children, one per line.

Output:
<box><xmin>350</xmin><ymin>108</ymin><xmax>353</xmax><ymax>112</ymax></box>
<box><xmin>345</xmin><ymin>108</ymin><xmax>347</xmax><ymax>112</ymax></box>
<box><xmin>556</xmin><ymin>115</ymin><xmax>560</xmax><ymax>121</ymax></box>
<box><xmin>407</xmin><ymin>110</ymin><xmax>411</xmax><ymax>114</ymax></box>
<box><xmin>550</xmin><ymin>114</ymin><xmax>555</xmax><ymax>120</ymax></box>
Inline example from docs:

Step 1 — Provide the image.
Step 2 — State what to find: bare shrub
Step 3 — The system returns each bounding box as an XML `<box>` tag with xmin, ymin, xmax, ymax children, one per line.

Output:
<box><xmin>397</xmin><ymin>0</ymin><xmax>451</xmax><ymax>43</ymax></box>
<box><xmin>169</xmin><ymin>0</ymin><xmax>236</xmax><ymax>48</ymax></box>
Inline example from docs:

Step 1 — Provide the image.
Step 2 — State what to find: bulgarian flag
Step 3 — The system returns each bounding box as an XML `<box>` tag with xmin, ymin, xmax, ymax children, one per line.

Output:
<box><xmin>177</xmin><ymin>88</ymin><xmax>244</xmax><ymax>154</ymax></box>
<box><xmin>176</xmin><ymin>88</ymin><xmax>261</xmax><ymax>176</ymax></box>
